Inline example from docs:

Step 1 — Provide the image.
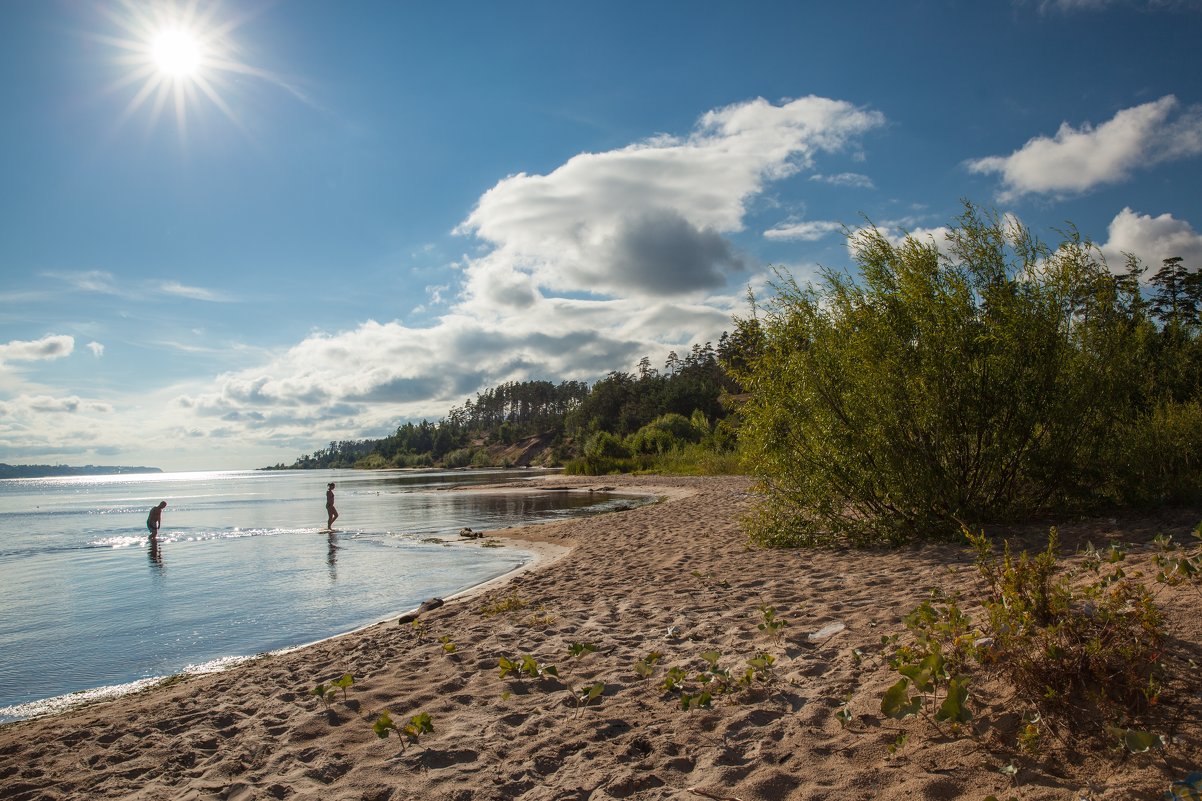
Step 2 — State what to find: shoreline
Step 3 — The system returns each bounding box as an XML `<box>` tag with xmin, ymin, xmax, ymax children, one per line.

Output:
<box><xmin>1</xmin><ymin>474</ymin><xmax>1198</xmax><ymax>801</ymax></box>
<box><xmin>0</xmin><ymin>516</ymin><xmax>583</xmax><ymax>728</ymax></box>
<box><xmin>0</xmin><ymin>476</ymin><xmax>644</xmax><ymax>726</ymax></box>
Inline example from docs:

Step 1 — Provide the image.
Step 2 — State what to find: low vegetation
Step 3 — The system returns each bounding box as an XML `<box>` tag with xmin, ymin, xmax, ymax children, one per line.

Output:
<box><xmin>869</xmin><ymin>525</ymin><xmax>1199</xmax><ymax>759</ymax></box>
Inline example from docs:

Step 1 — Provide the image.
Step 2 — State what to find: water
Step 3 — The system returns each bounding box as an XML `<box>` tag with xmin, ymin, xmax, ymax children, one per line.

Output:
<box><xmin>0</xmin><ymin>468</ymin><xmax>636</xmax><ymax>722</ymax></box>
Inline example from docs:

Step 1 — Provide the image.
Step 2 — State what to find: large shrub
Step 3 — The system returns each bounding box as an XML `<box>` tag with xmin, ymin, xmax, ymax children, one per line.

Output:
<box><xmin>734</xmin><ymin>204</ymin><xmax>1155</xmax><ymax>546</ymax></box>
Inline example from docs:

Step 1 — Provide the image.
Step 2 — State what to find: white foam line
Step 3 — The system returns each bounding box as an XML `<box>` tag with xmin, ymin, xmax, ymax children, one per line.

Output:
<box><xmin>0</xmin><ymin>654</ymin><xmax>260</xmax><ymax>724</ymax></box>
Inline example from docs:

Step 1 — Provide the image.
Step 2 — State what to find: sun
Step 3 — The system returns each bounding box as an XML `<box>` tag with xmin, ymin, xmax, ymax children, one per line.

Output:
<box><xmin>96</xmin><ymin>1</ymin><xmax>258</xmax><ymax>137</ymax></box>
<box><xmin>150</xmin><ymin>28</ymin><xmax>204</xmax><ymax>78</ymax></box>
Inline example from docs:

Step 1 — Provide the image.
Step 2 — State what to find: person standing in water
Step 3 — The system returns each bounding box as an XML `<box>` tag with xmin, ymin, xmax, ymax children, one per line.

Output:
<box><xmin>147</xmin><ymin>501</ymin><xmax>167</xmax><ymax>537</ymax></box>
<box><xmin>325</xmin><ymin>482</ymin><xmax>339</xmax><ymax>531</ymax></box>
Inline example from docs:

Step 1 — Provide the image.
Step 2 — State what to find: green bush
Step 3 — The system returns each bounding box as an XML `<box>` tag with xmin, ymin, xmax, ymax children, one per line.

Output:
<box><xmin>442</xmin><ymin>447</ymin><xmax>475</xmax><ymax>469</ymax></box>
<box><xmin>734</xmin><ymin>203</ymin><xmax>1155</xmax><ymax>546</ymax></box>
<box><xmin>584</xmin><ymin>431</ymin><xmax>631</xmax><ymax>459</ymax></box>
<box><xmin>1105</xmin><ymin>400</ymin><xmax>1202</xmax><ymax>506</ymax></box>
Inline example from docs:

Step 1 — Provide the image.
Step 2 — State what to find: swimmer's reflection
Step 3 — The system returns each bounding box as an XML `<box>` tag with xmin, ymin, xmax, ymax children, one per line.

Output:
<box><xmin>148</xmin><ymin>536</ymin><xmax>163</xmax><ymax>568</ymax></box>
<box><xmin>327</xmin><ymin>531</ymin><xmax>338</xmax><ymax>579</ymax></box>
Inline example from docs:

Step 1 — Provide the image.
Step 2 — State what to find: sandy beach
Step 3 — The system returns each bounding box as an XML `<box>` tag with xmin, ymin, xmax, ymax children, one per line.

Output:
<box><xmin>1</xmin><ymin>474</ymin><xmax>1199</xmax><ymax>801</ymax></box>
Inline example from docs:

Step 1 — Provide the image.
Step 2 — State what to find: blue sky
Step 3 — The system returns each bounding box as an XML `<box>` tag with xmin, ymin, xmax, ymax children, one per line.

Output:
<box><xmin>2</xmin><ymin>0</ymin><xmax>1201</xmax><ymax>471</ymax></box>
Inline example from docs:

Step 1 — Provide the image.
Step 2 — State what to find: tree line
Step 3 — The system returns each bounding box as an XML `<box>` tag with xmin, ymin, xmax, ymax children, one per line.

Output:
<box><xmin>268</xmin><ymin>343</ymin><xmax>744</xmax><ymax>471</ymax></box>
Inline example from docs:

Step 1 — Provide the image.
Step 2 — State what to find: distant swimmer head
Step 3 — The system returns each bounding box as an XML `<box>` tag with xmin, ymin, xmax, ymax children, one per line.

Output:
<box><xmin>158</xmin><ymin>501</ymin><xmax>168</xmax><ymax>508</ymax></box>
<box><xmin>327</xmin><ymin>482</ymin><xmax>335</xmax><ymax>488</ymax></box>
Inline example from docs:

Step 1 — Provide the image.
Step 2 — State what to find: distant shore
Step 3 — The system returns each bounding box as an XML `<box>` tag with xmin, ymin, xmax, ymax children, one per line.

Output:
<box><xmin>0</xmin><ymin>463</ymin><xmax>163</xmax><ymax>479</ymax></box>
<box><xmin>0</xmin><ymin>473</ymin><xmax>1198</xmax><ymax>801</ymax></box>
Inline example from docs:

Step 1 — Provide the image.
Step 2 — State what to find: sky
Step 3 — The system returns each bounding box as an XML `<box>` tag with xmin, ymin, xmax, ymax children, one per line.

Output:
<box><xmin>2</xmin><ymin>0</ymin><xmax>1202</xmax><ymax>471</ymax></box>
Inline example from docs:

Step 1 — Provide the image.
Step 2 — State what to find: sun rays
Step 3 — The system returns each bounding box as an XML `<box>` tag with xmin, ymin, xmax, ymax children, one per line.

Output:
<box><xmin>94</xmin><ymin>1</ymin><xmax>265</xmax><ymax>139</ymax></box>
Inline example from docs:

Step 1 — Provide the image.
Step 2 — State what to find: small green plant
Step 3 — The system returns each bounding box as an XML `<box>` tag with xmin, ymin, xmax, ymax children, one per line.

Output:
<box><xmin>1153</xmin><ymin>523</ymin><xmax>1202</xmax><ymax>598</ymax></box>
<box><xmin>312</xmin><ymin>683</ymin><xmax>335</xmax><ymax>708</ymax></box>
<box><xmin>479</xmin><ymin>593</ymin><xmax>528</xmax><ymax>617</ymax></box>
<box><xmin>333</xmin><ymin>672</ymin><xmax>354</xmax><ymax>701</ymax></box>
<box><xmin>438</xmin><ymin>635</ymin><xmax>457</xmax><ymax>654</ymax></box>
<box><xmin>523</xmin><ymin>605</ymin><xmax>556</xmax><ymax>628</ymax></box>
<box><xmin>499</xmin><ymin>654</ymin><xmax>558</xmax><ymax>681</ymax></box>
<box><xmin>568</xmin><ymin>641</ymin><xmax>598</xmax><ymax>658</ymax></box>
<box><xmin>313</xmin><ymin>673</ymin><xmax>354</xmax><ymax>707</ymax></box>
<box><xmin>740</xmin><ymin>652</ymin><xmax>776</xmax><ymax>689</ymax></box>
<box><xmin>373</xmin><ymin>710</ymin><xmax>434</xmax><ymax>749</ymax></box>
<box><xmin>696</xmin><ymin>650</ymin><xmax>732</xmax><ymax>694</ymax></box>
<box><xmin>834</xmin><ymin>693</ymin><xmax>853</xmax><ymax>728</ymax></box>
<box><xmin>410</xmin><ymin>619</ymin><xmax>428</xmax><ymax>640</ymax></box>
<box><xmin>679</xmin><ymin>689</ymin><xmax>712</xmax><ymax>710</ymax></box>
<box><xmin>633</xmin><ymin>651</ymin><xmax>662</xmax><ymax>679</ymax></box>
<box><xmin>757</xmin><ymin>604</ymin><xmax>789</xmax><ymax>642</ymax></box>
<box><xmin>661</xmin><ymin>666</ymin><xmax>688</xmax><ymax>693</ymax></box>
<box><xmin>572</xmin><ymin>681</ymin><xmax>605</xmax><ymax>710</ymax></box>
<box><xmin>1105</xmin><ymin>725</ymin><xmax>1165</xmax><ymax>754</ymax></box>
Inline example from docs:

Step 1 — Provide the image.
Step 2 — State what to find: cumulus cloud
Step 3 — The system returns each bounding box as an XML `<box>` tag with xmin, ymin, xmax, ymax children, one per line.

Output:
<box><xmin>764</xmin><ymin>220</ymin><xmax>844</xmax><ymax>241</ymax></box>
<box><xmin>87</xmin><ymin>341</ymin><xmax>105</xmax><ymax>358</ymax></box>
<box><xmin>457</xmin><ymin>95</ymin><xmax>884</xmax><ymax>302</ymax></box>
<box><xmin>966</xmin><ymin>96</ymin><xmax>1202</xmax><ymax>200</ymax></box>
<box><xmin>1098</xmin><ymin>208</ymin><xmax>1202</xmax><ymax>272</ymax></box>
<box><xmin>0</xmin><ymin>334</ymin><xmax>75</xmax><ymax>363</ymax></box>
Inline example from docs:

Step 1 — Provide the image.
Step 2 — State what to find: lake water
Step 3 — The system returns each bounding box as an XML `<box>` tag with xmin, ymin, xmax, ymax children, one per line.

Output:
<box><xmin>0</xmin><ymin>468</ymin><xmax>635</xmax><ymax>722</ymax></box>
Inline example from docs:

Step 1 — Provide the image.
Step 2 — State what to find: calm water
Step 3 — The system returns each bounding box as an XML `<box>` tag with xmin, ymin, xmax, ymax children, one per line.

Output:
<box><xmin>0</xmin><ymin>468</ymin><xmax>634</xmax><ymax>722</ymax></box>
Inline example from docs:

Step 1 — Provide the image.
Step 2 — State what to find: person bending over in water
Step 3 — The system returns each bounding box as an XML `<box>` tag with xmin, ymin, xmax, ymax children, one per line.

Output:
<box><xmin>147</xmin><ymin>501</ymin><xmax>167</xmax><ymax>537</ymax></box>
<box><xmin>325</xmin><ymin>482</ymin><xmax>339</xmax><ymax>531</ymax></box>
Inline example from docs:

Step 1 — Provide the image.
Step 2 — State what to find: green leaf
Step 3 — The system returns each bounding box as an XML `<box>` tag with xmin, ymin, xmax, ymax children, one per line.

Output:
<box><xmin>372</xmin><ymin>711</ymin><xmax>396</xmax><ymax>739</ymax></box>
<box><xmin>881</xmin><ymin>678</ymin><xmax>921</xmax><ymax>719</ymax></box>
<box><xmin>334</xmin><ymin>673</ymin><xmax>354</xmax><ymax>690</ymax></box>
<box><xmin>934</xmin><ymin>677</ymin><xmax>971</xmax><ymax>724</ymax></box>
<box><xmin>1108</xmin><ymin>726</ymin><xmax>1163</xmax><ymax>754</ymax></box>
<box><xmin>568</xmin><ymin>642</ymin><xmax>598</xmax><ymax>657</ymax></box>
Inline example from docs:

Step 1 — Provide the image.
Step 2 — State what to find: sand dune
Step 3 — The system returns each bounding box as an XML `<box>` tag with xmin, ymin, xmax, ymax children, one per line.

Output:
<box><xmin>1</xmin><ymin>474</ymin><xmax>1199</xmax><ymax>800</ymax></box>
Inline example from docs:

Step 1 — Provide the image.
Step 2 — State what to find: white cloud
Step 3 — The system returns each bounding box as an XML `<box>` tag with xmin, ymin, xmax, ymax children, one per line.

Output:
<box><xmin>0</xmin><ymin>334</ymin><xmax>75</xmax><ymax>363</ymax></box>
<box><xmin>456</xmin><ymin>95</ymin><xmax>884</xmax><ymax>301</ymax></box>
<box><xmin>2</xmin><ymin>395</ymin><xmax>114</xmax><ymax>414</ymax></box>
<box><xmin>1098</xmin><ymin>208</ymin><xmax>1202</xmax><ymax>273</ymax></box>
<box><xmin>86</xmin><ymin>341</ymin><xmax>105</xmax><ymax>358</ymax></box>
<box><xmin>158</xmin><ymin>281</ymin><xmax>233</xmax><ymax>302</ymax></box>
<box><xmin>809</xmin><ymin>172</ymin><xmax>875</xmax><ymax>189</ymax></box>
<box><xmin>42</xmin><ymin>270</ymin><xmax>119</xmax><ymax>294</ymax></box>
<box><xmin>966</xmin><ymin>96</ymin><xmax>1202</xmax><ymax>200</ymax></box>
<box><xmin>764</xmin><ymin>220</ymin><xmax>845</xmax><ymax>241</ymax></box>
